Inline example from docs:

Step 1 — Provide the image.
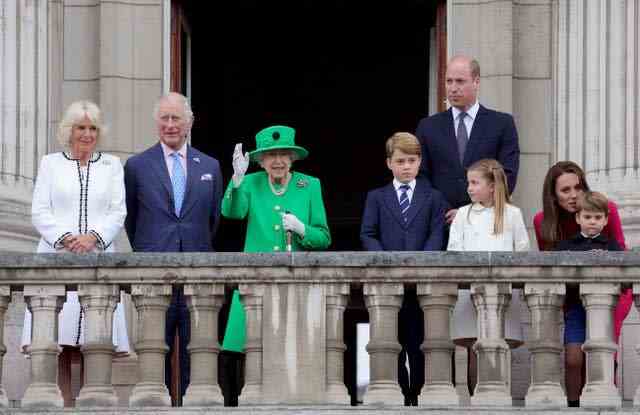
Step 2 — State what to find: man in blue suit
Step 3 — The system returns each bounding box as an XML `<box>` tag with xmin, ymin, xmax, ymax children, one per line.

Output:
<box><xmin>360</xmin><ymin>132</ymin><xmax>448</xmax><ymax>405</ymax></box>
<box><xmin>416</xmin><ymin>55</ymin><xmax>519</xmax><ymax>224</ymax></box>
<box><xmin>124</xmin><ymin>92</ymin><xmax>223</xmax><ymax>405</ymax></box>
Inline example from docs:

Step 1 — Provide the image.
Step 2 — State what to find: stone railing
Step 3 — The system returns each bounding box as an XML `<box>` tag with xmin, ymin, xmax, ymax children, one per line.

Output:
<box><xmin>0</xmin><ymin>252</ymin><xmax>639</xmax><ymax>410</ymax></box>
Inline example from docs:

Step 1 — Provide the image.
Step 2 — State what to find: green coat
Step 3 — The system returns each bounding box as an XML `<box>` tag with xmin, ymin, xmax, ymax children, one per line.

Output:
<box><xmin>221</xmin><ymin>171</ymin><xmax>331</xmax><ymax>252</ymax></box>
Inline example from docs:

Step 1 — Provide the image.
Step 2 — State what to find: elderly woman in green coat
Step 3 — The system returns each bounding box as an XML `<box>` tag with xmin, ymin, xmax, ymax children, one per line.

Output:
<box><xmin>222</xmin><ymin>125</ymin><xmax>331</xmax><ymax>252</ymax></box>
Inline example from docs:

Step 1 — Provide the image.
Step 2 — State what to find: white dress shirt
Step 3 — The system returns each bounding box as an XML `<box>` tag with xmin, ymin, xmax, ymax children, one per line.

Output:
<box><xmin>451</xmin><ymin>101</ymin><xmax>480</xmax><ymax>137</ymax></box>
<box><xmin>392</xmin><ymin>178</ymin><xmax>416</xmax><ymax>204</ymax></box>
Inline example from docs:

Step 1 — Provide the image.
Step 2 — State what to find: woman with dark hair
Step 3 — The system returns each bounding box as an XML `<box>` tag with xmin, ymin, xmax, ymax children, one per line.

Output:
<box><xmin>533</xmin><ymin>160</ymin><xmax>630</xmax><ymax>407</ymax></box>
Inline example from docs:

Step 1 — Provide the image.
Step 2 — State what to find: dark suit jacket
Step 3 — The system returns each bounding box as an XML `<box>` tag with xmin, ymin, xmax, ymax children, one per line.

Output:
<box><xmin>360</xmin><ymin>178</ymin><xmax>448</xmax><ymax>251</ymax></box>
<box><xmin>124</xmin><ymin>143</ymin><xmax>223</xmax><ymax>252</ymax></box>
<box><xmin>555</xmin><ymin>233</ymin><xmax>623</xmax><ymax>252</ymax></box>
<box><xmin>415</xmin><ymin>105</ymin><xmax>520</xmax><ymax>209</ymax></box>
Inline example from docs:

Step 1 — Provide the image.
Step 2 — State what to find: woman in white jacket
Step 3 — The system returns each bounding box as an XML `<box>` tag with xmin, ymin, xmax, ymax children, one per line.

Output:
<box><xmin>23</xmin><ymin>101</ymin><xmax>129</xmax><ymax>382</ymax></box>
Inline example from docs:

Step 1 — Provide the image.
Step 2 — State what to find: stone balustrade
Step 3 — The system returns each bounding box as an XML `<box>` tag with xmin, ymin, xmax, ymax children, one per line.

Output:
<box><xmin>0</xmin><ymin>251</ymin><xmax>639</xmax><ymax>411</ymax></box>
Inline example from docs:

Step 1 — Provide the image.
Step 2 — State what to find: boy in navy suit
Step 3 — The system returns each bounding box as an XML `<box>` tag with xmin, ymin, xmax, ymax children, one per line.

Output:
<box><xmin>360</xmin><ymin>132</ymin><xmax>448</xmax><ymax>405</ymax></box>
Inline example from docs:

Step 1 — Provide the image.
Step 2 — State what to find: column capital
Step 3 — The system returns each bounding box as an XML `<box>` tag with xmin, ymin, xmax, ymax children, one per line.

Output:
<box><xmin>184</xmin><ymin>283</ymin><xmax>225</xmax><ymax>297</ymax></box>
<box><xmin>417</xmin><ymin>282</ymin><xmax>458</xmax><ymax>297</ymax></box>
<box><xmin>363</xmin><ymin>282</ymin><xmax>403</xmax><ymax>297</ymax></box>
<box><xmin>23</xmin><ymin>284</ymin><xmax>66</xmax><ymax>298</ymax></box>
<box><xmin>580</xmin><ymin>282</ymin><xmax>621</xmax><ymax>295</ymax></box>
<box><xmin>239</xmin><ymin>283</ymin><xmax>265</xmax><ymax>297</ymax></box>
<box><xmin>131</xmin><ymin>284</ymin><xmax>172</xmax><ymax>298</ymax></box>
<box><xmin>77</xmin><ymin>283</ymin><xmax>119</xmax><ymax>297</ymax></box>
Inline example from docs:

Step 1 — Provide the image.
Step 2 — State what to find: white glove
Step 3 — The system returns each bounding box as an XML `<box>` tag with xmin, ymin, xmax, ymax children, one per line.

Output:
<box><xmin>231</xmin><ymin>143</ymin><xmax>250</xmax><ymax>187</ymax></box>
<box><xmin>282</xmin><ymin>213</ymin><xmax>305</xmax><ymax>238</ymax></box>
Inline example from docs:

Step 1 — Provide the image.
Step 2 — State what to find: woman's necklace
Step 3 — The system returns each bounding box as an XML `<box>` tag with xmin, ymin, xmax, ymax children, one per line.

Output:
<box><xmin>269</xmin><ymin>173</ymin><xmax>291</xmax><ymax>196</ymax></box>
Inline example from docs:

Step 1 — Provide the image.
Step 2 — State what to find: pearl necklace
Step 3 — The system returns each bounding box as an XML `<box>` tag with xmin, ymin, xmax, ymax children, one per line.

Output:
<box><xmin>269</xmin><ymin>173</ymin><xmax>291</xmax><ymax>196</ymax></box>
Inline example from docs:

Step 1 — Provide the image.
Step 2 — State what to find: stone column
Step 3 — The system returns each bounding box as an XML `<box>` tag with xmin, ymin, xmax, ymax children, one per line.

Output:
<box><xmin>182</xmin><ymin>283</ymin><xmax>225</xmax><ymax>406</ymax></box>
<box><xmin>0</xmin><ymin>286</ymin><xmax>11</xmax><ymax>407</ymax></box>
<box><xmin>325</xmin><ymin>283</ymin><xmax>349</xmax><ymax>404</ymax></box>
<box><xmin>129</xmin><ymin>284</ymin><xmax>171</xmax><ymax>407</ymax></box>
<box><xmin>0</xmin><ymin>0</ymin><xmax>50</xmax><ymax>252</ymax></box>
<box><xmin>76</xmin><ymin>284</ymin><xmax>119</xmax><ymax>407</ymax></box>
<box><xmin>523</xmin><ymin>283</ymin><xmax>566</xmax><ymax>407</ymax></box>
<box><xmin>363</xmin><ymin>283</ymin><xmax>403</xmax><ymax>405</ymax></box>
<box><xmin>417</xmin><ymin>282</ymin><xmax>458</xmax><ymax>406</ymax></box>
<box><xmin>633</xmin><ymin>283</ymin><xmax>640</xmax><ymax>407</ymax></box>
<box><xmin>21</xmin><ymin>285</ymin><xmax>65</xmax><ymax>408</ymax></box>
<box><xmin>580</xmin><ymin>283</ymin><xmax>621</xmax><ymax>408</ymax></box>
<box><xmin>556</xmin><ymin>0</ymin><xmax>640</xmax><ymax>244</ymax></box>
<box><xmin>470</xmin><ymin>283</ymin><xmax>511</xmax><ymax>406</ymax></box>
<box><xmin>238</xmin><ymin>284</ymin><xmax>265</xmax><ymax>404</ymax></box>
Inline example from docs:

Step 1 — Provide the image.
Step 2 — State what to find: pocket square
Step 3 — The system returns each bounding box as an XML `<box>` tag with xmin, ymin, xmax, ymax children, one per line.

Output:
<box><xmin>201</xmin><ymin>173</ymin><xmax>213</xmax><ymax>181</ymax></box>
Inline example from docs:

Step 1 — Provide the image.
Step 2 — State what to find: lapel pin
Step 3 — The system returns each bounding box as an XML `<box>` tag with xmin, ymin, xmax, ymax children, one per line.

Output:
<box><xmin>296</xmin><ymin>179</ymin><xmax>308</xmax><ymax>188</ymax></box>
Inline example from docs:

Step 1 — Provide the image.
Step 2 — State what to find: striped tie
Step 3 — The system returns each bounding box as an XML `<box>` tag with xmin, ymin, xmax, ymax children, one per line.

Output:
<box><xmin>399</xmin><ymin>184</ymin><xmax>410</xmax><ymax>223</ymax></box>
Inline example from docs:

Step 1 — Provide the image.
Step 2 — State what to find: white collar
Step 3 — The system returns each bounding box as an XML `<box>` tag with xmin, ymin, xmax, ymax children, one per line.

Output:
<box><xmin>581</xmin><ymin>232</ymin><xmax>601</xmax><ymax>239</ymax></box>
<box><xmin>393</xmin><ymin>178</ymin><xmax>416</xmax><ymax>192</ymax></box>
<box><xmin>451</xmin><ymin>101</ymin><xmax>480</xmax><ymax>121</ymax></box>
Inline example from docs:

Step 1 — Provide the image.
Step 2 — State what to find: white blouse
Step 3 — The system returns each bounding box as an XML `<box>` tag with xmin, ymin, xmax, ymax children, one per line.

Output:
<box><xmin>31</xmin><ymin>152</ymin><xmax>126</xmax><ymax>252</ymax></box>
<box><xmin>447</xmin><ymin>203</ymin><xmax>530</xmax><ymax>252</ymax></box>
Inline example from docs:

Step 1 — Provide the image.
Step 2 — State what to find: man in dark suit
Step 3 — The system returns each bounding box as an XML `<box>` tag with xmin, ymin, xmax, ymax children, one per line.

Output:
<box><xmin>124</xmin><ymin>92</ymin><xmax>223</xmax><ymax>405</ymax></box>
<box><xmin>360</xmin><ymin>132</ymin><xmax>448</xmax><ymax>405</ymax></box>
<box><xmin>416</xmin><ymin>55</ymin><xmax>519</xmax><ymax>224</ymax></box>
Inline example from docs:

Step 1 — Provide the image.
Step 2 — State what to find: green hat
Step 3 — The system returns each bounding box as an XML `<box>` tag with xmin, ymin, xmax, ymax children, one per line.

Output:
<box><xmin>249</xmin><ymin>125</ymin><xmax>309</xmax><ymax>162</ymax></box>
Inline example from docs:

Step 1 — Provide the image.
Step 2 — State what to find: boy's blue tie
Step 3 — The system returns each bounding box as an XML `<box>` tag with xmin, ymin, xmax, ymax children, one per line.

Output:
<box><xmin>399</xmin><ymin>184</ymin><xmax>410</xmax><ymax>223</ymax></box>
<box><xmin>170</xmin><ymin>152</ymin><xmax>186</xmax><ymax>217</ymax></box>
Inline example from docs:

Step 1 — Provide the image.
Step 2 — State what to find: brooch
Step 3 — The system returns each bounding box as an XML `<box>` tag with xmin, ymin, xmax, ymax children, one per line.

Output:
<box><xmin>296</xmin><ymin>179</ymin><xmax>308</xmax><ymax>188</ymax></box>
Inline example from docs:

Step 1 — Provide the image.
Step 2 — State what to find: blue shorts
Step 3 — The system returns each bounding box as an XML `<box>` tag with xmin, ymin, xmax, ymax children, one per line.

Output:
<box><xmin>564</xmin><ymin>302</ymin><xmax>586</xmax><ymax>345</ymax></box>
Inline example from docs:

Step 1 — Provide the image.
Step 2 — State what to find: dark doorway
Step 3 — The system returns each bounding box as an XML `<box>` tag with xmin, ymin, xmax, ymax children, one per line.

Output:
<box><xmin>182</xmin><ymin>1</ymin><xmax>438</xmax><ymax>251</ymax></box>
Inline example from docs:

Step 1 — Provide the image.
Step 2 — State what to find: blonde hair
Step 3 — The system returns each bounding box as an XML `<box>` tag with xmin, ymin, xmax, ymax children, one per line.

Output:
<box><xmin>578</xmin><ymin>191</ymin><xmax>610</xmax><ymax>216</ymax></box>
<box><xmin>385</xmin><ymin>132</ymin><xmax>421</xmax><ymax>158</ymax></box>
<box><xmin>467</xmin><ymin>158</ymin><xmax>510</xmax><ymax>235</ymax></box>
<box><xmin>56</xmin><ymin>101</ymin><xmax>106</xmax><ymax>149</ymax></box>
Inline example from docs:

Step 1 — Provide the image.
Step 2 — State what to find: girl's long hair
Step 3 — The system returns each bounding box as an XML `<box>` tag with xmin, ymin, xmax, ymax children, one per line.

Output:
<box><xmin>467</xmin><ymin>159</ymin><xmax>510</xmax><ymax>235</ymax></box>
<box><xmin>540</xmin><ymin>161</ymin><xmax>589</xmax><ymax>250</ymax></box>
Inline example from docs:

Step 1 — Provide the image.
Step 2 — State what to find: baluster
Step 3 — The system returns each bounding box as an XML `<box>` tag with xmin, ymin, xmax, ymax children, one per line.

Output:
<box><xmin>325</xmin><ymin>283</ymin><xmax>349</xmax><ymax>403</ymax></box>
<box><xmin>238</xmin><ymin>284</ymin><xmax>265</xmax><ymax>404</ymax></box>
<box><xmin>580</xmin><ymin>283</ymin><xmax>621</xmax><ymax>408</ymax></box>
<box><xmin>76</xmin><ymin>284</ymin><xmax>119</xmax><ymax>406</ymax></box>
<box><xmin>129</xmin><ymin>284</ymin><xmax>171</xmax><ymax>407</ymax></box>
<box><xmin>524</xmin><ymin>283</ymin><xmax>566</xmax><ymax>406</ymax></box>
<box><xmin>470</xmin><ymin>283</ymin><xmax>511</xmax><ymax>406</ymax></box>
<box><xmin>182</xmin><ymin>283</ymin><xmax>225</xmax><ymax>406</ymax></box>
<box><xmin>363</xmin><ymin>283</ymin><xmax>403</xmax><ymax>405</ymax></box>
<box><xmin>21</xmin><ymin>285</ymin><xmax>65</xmax><ymax>408</ymax></box>
<box><xmin>418</xmin><ymin>282</ymin><xmax>458</xmax><ymax>405</ymax></box>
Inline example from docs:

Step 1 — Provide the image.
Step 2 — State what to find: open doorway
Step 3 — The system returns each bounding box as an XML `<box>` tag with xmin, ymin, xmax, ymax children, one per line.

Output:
<box><xmin>177</xmin><ymin>1</ymin><xmax>440</xmax><ymax>251</ymax></box>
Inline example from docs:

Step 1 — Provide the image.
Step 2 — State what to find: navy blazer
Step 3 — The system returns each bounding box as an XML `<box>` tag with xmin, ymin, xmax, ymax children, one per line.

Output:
<box><xmin>124</xmin><ymin>143</ymin><xmax>223</xmax><ymax>252</ymax></box>
<box><xmin>415</xmin><ymin>105</ymin><xmax>520</xmax><ymax>209</ymax></box>
<box><xmin>360</xmin><ymin>179</ymin><xmax>448</xmax><ymax>251</ymax></box>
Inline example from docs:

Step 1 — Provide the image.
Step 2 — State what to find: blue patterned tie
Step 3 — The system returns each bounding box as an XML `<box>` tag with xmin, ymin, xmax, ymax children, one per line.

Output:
<box><xmin>170</xmin><ymin>152</ymin><xmax>186</xmax><ymax>216</ymax></box>
<box><xmin>399</xmin><ymin>184</ymin><xmax>410</xmax><ymax>223</ymax></box>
